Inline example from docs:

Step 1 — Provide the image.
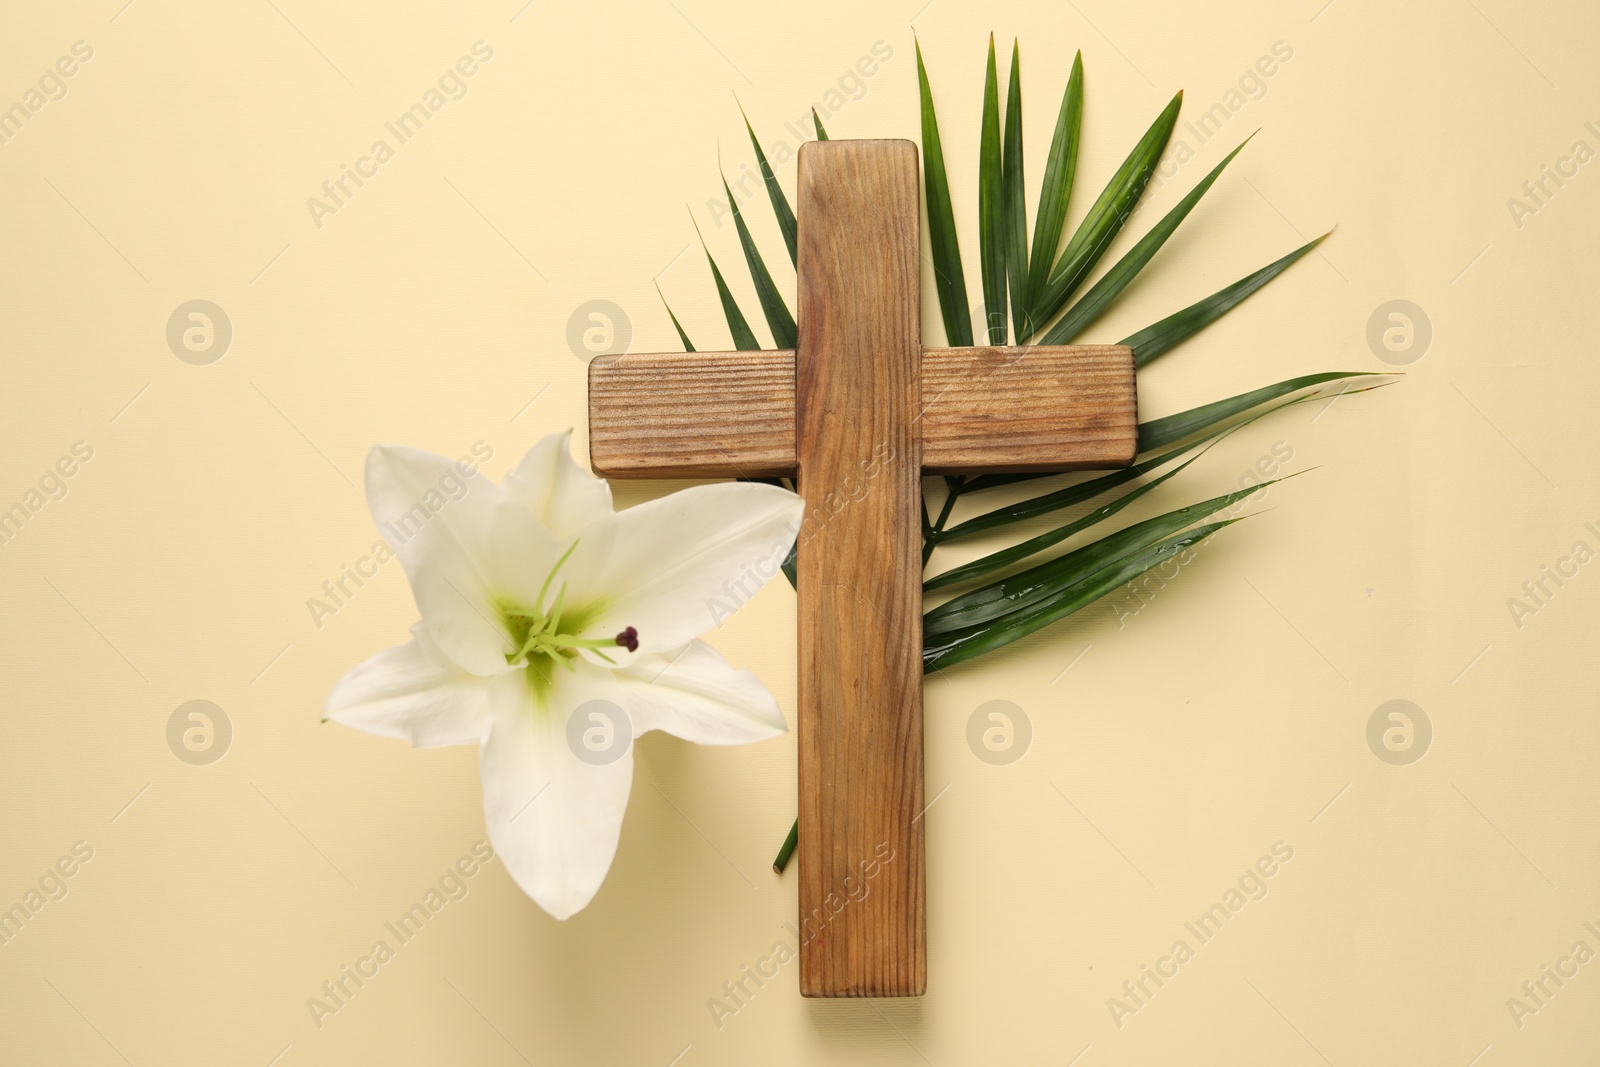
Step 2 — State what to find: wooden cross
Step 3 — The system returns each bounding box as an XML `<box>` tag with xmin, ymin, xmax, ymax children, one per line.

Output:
<box><xmin>588</xmin><ymin>140</ymin><xmax>1138</xmax><ymax>996</ymax></box>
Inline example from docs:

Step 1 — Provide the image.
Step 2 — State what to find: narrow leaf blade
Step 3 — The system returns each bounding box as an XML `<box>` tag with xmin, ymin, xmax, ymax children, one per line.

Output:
<box><xmin>1034</xmin><ymin>92</ymin><xmax>1183</xmax><ymax>326</ymax></box>
<box><xmin>961</xmin><ymin>374</ymin><xmax>1379</xmax><ymax>495</ymax></box>
<box><xmin>916</xmin><ymin>38</ymin><xmax>974</xmax><ymax>346</ymax></box>
<box><xmin>692</xmin><ymin>215</ymin><xmax>760</xmax><ymax>351</ymax></box>
<box><xmin>927</xmin><ymin>480</ymin><xmax>1273</xmax><ymax>638</ymax></box>
<box><xmin>1139</xmin><ymin>371</ymin><xmax>1375</xmax><ymax>453</ymax></box>
<box><xmin>1025</xmin><ymin>51</ymin><xmax>1082</xmax><ymax>322</ymax></box>
<box><xmin>1002</xmin><ymin>40</ymin><xmax>1030</xmax><ymax>339</ymax></box>
<box><xmin>656</xmin><ymin>284</ymin><xmax>695</xmax><ymax>352</ymax></box>
<box><xmin>1123</xmin><ymin>232</ymin><xmax>1329</xmax><ymax>366</ymax></box>
<box><xmin>1038</xmin><ymin>135</ymin><xmax>1251</xmax><ymax>346</ymax></box>
<box><xmin>938</xmin><ymin>407</ymin><xmax>1283</xmax><ymax>549</ymax></box>
<box><xmin>924</xmin><ymin>521</ymin><xmax>1235</xmax><ymax>671</ymax></box>
<box><xmin>940</xmin><ymin>437</ymin><xmax>1202</xmax><ymax>541</ymax></box>
<box><xmin>739</xmin><ymin>105</ymin><xmax>798</xmax><ymax>266</ymax></box>
<box><xmin>979</xmin><ymin>35</ymin><xmax>1008</xmax><ymax>344</ymax></box>
<box><xmin>722</xmin><ymin>172</ymin><xmax>797</xmax><ymax>348</ymax></box>
<box><xmin>925</xmin><ymin>455</ymin><xmax>1196</xmax><ymax>590</ymax></box>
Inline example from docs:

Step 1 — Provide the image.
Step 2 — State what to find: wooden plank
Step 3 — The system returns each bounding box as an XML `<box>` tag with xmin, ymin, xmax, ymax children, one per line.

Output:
<box><xmin>589</xmin><ymin>345</ymin><xmax>1137</xmax><ymax>477</ymax></box>
<box><xmin>587</xmin><ymin>350</ymin><xmax>794</xmax><ymax>478</ymax></box>
<box><xmin>920</xmin><ymin>344</ymin><xmax>1137</xmax><ymax>472</ymax></box>
<box><xmin>794</xmin><ymin>139</ymin><xmax>925</xmax><ymax>998</ymax></box>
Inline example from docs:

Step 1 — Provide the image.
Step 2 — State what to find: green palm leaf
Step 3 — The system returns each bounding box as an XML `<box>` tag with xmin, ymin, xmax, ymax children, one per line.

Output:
<box><xmin>956</xmin><ymin>373</ymin><xmax>1371</xmax><ymax>502</ymax></box>
<box><xmin>1124</xmin><ymin>232</ymin><xmax>1330</xmax><ymax>366</ymax></box>
<box><xmin>721</xmin><ymin>172</ymin><xmax>797</xmax><ymax>348</ymax></box>
<box><xmin>1139</xmin><ymin>371</ymin><xmax>1375</xmax><ymax>453</ymax></box>
<box><xmin>916</xmin><ymin>37</ymin><xmax>974</xmax><ymax>347</ymax></box>
<box><xmin>1025</xmin><ymin>51</ymin><xmax>1082</xmax><ymax>321</ymax></box>
<box><xmin>1033</xmin><ymin>92</ymin><xmax>1182</xmax><ymax>327</ymax></box>
<box><xmin>925</xmin><ymin>520</ymin><xmax>1237</xmax><ymax>671</ymax></box>
<box><xmin>1002</xmin><ymin>40</ymin><xmax>1029</xmax><ymax>340</ymax></box>
<box><xmin>925</xmin><ymin>453</ymin><xmax>1201</xmax><ymax>590</ymax></box>
<box><xmin>656</xmin><ymin>284</ymin><xmax>695</xmax><ymax>352</ymax></box>
<box><xmin>738</xmin><ymin>104</ymin><xmax>798</xmax><ymax>267</ymax></box>
<box><xmin>779</xmin><ymin>514</ymin><xmax>1240</xmax><ymax>866</ymax></box>
<box><xmin>669</xmin><ymin>39</ymin><xmax>1386</xmax><ymax>872</ymax></box>
<box><xmin>926</xmin><ymin>480</ymin><xmax>1278</xmax><ymax>638</ymax></box>
<box><xmin>691</xmin><ymin>214</ymin><xmax>759</xmax><ymax>351</ymax></box>
<box><xmin>938</xmin><ymin>436</ymin><xmax>1208</xmax><ymax>542</ymax></box>
<box><xmin>978</xmin><ymin>36</ymin><xmax>1007</xmax><ymax>344</ymax></box>
<box><xmin>1037</xmin><ymin>135</ymin><xmax>1251</xmax><ymax>345</ymax></box>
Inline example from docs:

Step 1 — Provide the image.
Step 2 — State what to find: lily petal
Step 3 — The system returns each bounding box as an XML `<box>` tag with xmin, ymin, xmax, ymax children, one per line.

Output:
<box><xmin>480</xmin><ymin>662</ymin><xmax>634</xmax><ymax>920</ymax></box>
<box><xmin>502</xmin><ymin>430</ymin><xmax>614</xmax><ymax>539</ymax></box>
<box><xmin>366</xmin><ymin>445</ymin><xmax>560</xmax><ymax>675</ymax></box>
<box><xmin>616</xmin><ymin>640</ymin><xmax>787</xmax><ymax>744</ymax></box>
<box><xmin>324</xmin><ymin>624</ymin><xmax>492</xmax><ymax>747</ymax></box>
<box><xmin>565</xmin><ymin>482</ymin><xmax>804</xmax><ymax>660</ymax></box>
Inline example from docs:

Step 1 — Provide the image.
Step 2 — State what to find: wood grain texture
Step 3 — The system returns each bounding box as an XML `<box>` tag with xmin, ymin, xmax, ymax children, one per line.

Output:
<box><xmin>588</xmin><ymin>346</ymin><xmax>1137</xmax><ymax>477</ymax></box>
<box><xmin>794</xmin><ymin>139</ymin><xmax>926</xmax><ymax>997</ymax></box>
<box><xmin>587</xmin><ymin>350</ymin><xmax>795</xmax><ymax>477</ymax></box>
<box><xmin>920</xmin><ymin>345</ymin><xmax>1137</xmax><ymax>472</ymax></box>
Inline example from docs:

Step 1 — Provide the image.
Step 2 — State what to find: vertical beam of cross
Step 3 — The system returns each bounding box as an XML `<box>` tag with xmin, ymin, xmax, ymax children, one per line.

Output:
<box><xmin>795</xmin><ymin>139</ymin><xmax>926</xmax><ymax>997</ymax></box>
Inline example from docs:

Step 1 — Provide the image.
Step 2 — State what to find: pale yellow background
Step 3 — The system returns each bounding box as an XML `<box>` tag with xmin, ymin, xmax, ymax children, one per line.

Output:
<box><xmin>2</xmin><ymin>0</ymin><xmax>1597</xmax><ymax>1063</ymax></box>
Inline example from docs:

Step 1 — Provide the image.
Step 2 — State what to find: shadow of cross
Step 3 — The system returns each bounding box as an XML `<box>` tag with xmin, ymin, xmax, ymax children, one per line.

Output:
<box><xmin>588</xmin><ymin>139</ymin><xmax>1139</xmax><ymax>997</ymax></box>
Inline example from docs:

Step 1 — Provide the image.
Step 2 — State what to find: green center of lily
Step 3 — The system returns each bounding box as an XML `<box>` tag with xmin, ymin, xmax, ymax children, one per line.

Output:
<box><xmin>496</xmin><ymin>540</ymin><xmax>637</xmax><ymax>671</ymax></box>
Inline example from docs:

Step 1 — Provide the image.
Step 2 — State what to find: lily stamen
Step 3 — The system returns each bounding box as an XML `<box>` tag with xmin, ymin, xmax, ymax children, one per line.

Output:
<box><xmin>535</xmin><ymin>539</ymin><xmax>581</xmax><ymax>613</ymax></box>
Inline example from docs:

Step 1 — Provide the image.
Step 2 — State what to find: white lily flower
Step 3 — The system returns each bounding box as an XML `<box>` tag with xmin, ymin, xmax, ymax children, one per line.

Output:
<box><xmin>325</xmin><ymin>431</ymin><xmax>804</xmax><ymax>919</ymax></box>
